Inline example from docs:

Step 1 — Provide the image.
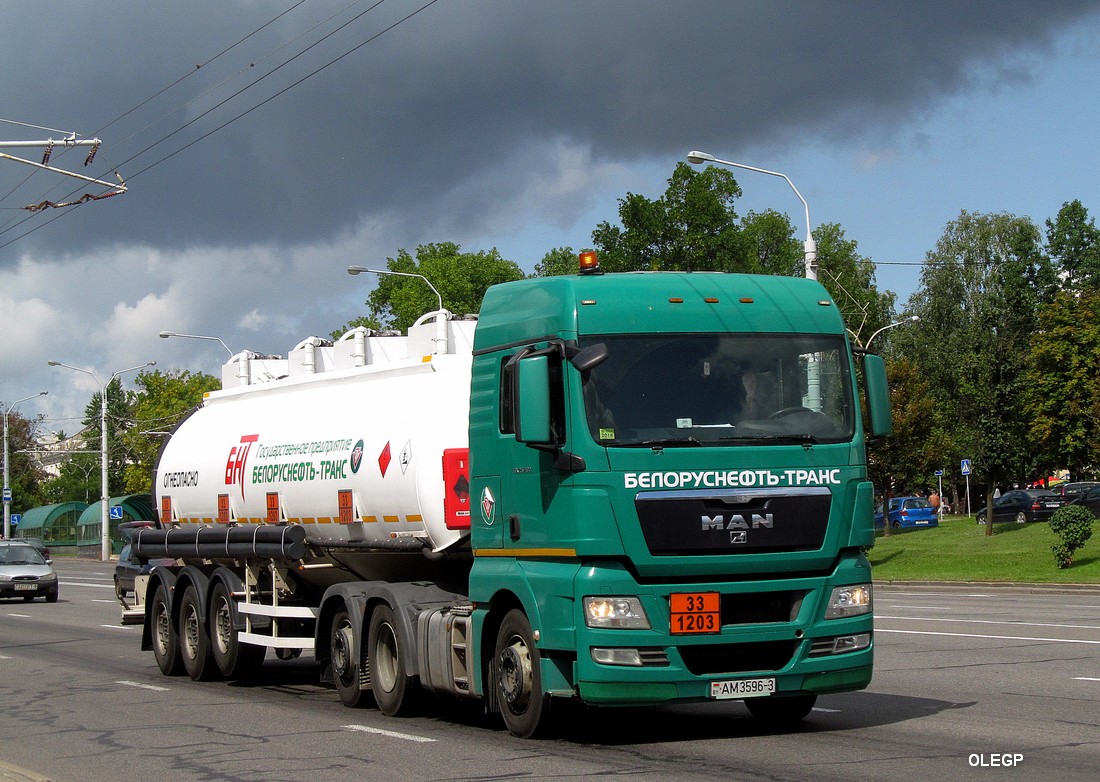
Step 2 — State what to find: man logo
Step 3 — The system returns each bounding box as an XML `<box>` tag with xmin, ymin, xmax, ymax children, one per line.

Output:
<box><xmin>701</xmin><ymin>513</ymin><xmax>774</xmax><ymax>530</ymax></box>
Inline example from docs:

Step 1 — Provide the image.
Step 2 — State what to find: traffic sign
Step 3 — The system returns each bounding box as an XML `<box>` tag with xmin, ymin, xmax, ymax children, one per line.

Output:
<box><xmin>110</xmin><ymin>505</ymin><xmax>125</xmax><ymax>520</ymax></box>
<box><xmin>961</xmin><ymin>459</ymin><xmax>972</xmax><ymax>476</ymax></box>
<box><xmin>934</xmin><ymin>469</ymin><xmax>944</xmax><ymax>477</ymax></box>
<box><xmin>2</xmin><ymin>488</ymin><xmax>10</xmax><ymax>502</ymax></box>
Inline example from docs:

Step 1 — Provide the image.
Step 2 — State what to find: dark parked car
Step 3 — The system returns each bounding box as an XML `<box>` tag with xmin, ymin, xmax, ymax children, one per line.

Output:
<box><xmin>12</xmin><ymin>536</ymin><xmax>49</xmax><ymax>559</ymax></box>
<box><xmin>0</xmin><ymin>540</ymin><xmax>58</xmax><ymax>602</ymax></box>
<box><xmin>114</xmin><ymin>543</ymin><xmax>175</xmax><ymax>599</ymax></box>
<box><xmin>1070</xmin><ymin>485</ymin><xmax>1100</xmax><ymax>518</ymax></box>
<box><xmin>977</xmin><ymin>489</ymin><xmax>1063</xmax><ymax>524</ymax></box>
<box><xmin>1057</xmin><ymin>481</ymin><xmax>1099</xmax><ymax>504</ymax></box>
<box><xmin>875</xmin><ymin>496</ymin><xmax>939</xmax><ymax>529</ymax></box>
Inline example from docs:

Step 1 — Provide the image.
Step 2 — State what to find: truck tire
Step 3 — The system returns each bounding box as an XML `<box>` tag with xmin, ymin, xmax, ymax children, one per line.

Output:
<box><xmin>179</xmin><ymin>585</ymin><xmax>218</xmax><ymax>681</ymax></box>
<box><xmin>331</xmin><ymin>609</ymin><xmax>369</xmax><ymax>708</ymax></box>
<box><xmin>208</xmin><ymin>582</ymin><xmax>265</xmax><ymax>679</ymax></box>
<box><xmin>745</xmin><ymin>693</ymin><xmax>817</xmax><ymax>724</ymax></box>
<box><xmin>494</xmin><ymin>609</ymin><xmax>548</xmax><ymax>738</ymax></box>
<box><xmin>151</xmin><ymin>583</ymin><xmax>184</xmax><ymax>676</ymax></box>
<box><xmin>369</xmin><ymin>605</ymin><xmax>416</xmax><ymax>716</ymax></box>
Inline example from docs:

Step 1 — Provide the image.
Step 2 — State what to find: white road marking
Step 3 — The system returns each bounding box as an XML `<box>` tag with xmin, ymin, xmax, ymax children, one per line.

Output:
<box><xmin>101</xmin><ymin>624</ymin><xmax>136</xmax><ymax>630</ymax></box>
<box><xmin>878</xmin><ymin>615</ymin><xmax>1100</xmax><ymax>631</ymax></box>
<box><xmin>878</xmin><ymin>628</ymin><xmax>1100</xmax><ymax>645</ymax></box>
<box><xmin>6</xmin><ymin>613</ymin><xmax>31</xmax><ymax>618</ymax></box>
<box><xmin>117</xmin><ymin>680</ymin><xmax>170</xmax><ymax>692</ymax></box>
<box><xmin>62</xmin><ymin>581</ymin><xmax>113</xmax><ymax>589</ymax></box>
<box><xmin>343</xmin><ymin>724</ymin><xmax>436</xmax><ymax>743</ymax></box>
<box><xmin>1073</xmin><ymin>677</ymin><xmax>1100</xmax><ymax>682</ymax></box>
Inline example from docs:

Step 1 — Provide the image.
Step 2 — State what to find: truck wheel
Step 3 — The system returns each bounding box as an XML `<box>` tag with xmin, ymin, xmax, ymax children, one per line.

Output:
<box><xmin>494</xmin><ymin>609</ymin><xmax>548</xmax><ymax>738</ymax></box>
<box><xmin>745</xmin><ymin>693</ymin><xmax>817</xmax><ymax>724</ymax></box>
<box><xmin>369</xmin><ymin>605</ymin><xmax>415</xmax><ymax>716</ymax></box>
<box><xmin>331</xmin><ymin>609</ymin><xmax>368</xmax><ymax>708</ymax></box>
<box><xmin>151</xmin><ymin>583</ymin><xmax>184</xmax><ymax>676</ymax></box>
<box><xmin>179</xmin><ymin>585</ymin><xmax>218</xmax><ymax>681</ymax></box>
<box><xmin>208</xmin><ymin>582</ymin><xmax>265</xmax><ymax>679</ymax></box>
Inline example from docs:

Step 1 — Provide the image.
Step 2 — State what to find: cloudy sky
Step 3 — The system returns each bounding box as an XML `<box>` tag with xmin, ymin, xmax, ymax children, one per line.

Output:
<box><xmin>2</xmin><ymin>0</ymin><xmax>1099</xmax><ymax>431</ymax></box>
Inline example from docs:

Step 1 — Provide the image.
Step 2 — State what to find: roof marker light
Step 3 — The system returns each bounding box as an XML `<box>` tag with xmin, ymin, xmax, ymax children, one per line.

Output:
<box><xmin>578</xmin><ymin>251</ymin><xmax>601</xmax><ymax>274</ymax></box>
<box><xmin>669</xmin><ymin>297</ymin><xmax>684</xmax><ymax>304</ymax></box>
<box><xmin>740</xmin><ymin>297</ymin><xmax>754</xmax><ymax>304</ymax></box>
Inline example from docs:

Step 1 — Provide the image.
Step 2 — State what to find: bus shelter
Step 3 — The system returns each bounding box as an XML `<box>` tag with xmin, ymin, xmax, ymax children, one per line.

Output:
<box><xmin>77</xmin><ymin>494</ymin><xmax>155</xmax><ymax>554</ymax></box>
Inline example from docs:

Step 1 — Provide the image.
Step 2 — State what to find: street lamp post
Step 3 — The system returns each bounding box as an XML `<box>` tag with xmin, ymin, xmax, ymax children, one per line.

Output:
<box><xmin>159</xmin><ymin>330</ymin><xmax>235</xmax><ymax>356</ymax></box>
<box><xmin>865</xmin><ymin>315</ymin><xmax>920</xmax><ymax>351</ymax></box>
<box><xmin>687</xmin><ymin>150</ymin><xmax>817</xmax><ymax>280</ymax></box>
<box><xmin>48</xmin><ymin>361</ymin><xmax>155</xmax><ymax>560</ymax></box>
<box><xmin>346</xmin><ymin>266</ymin><xmax>449</xmax><ymax>354</ymax></box>
<box><xmin>3</xmin><ymin>391</ymin><xmax>48</xmax><ymax>539</ymax></box>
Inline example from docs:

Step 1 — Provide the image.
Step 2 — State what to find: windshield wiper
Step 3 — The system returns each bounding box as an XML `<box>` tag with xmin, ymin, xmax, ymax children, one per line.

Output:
<box><xmin>719</xmin><ymin>433</ymin><xmax>820</xmax><ymax>445</ymax></box>
<box><xmin>633</xmin><ymin>436</ymin><xmax>703</xmax><ymax>448</ymax></box>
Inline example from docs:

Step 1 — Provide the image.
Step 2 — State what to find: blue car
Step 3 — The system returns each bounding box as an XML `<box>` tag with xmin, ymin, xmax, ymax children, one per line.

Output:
<box><xmin>875</xmin><ymin>496</ymin><xmax>939</xmax><ymax>530</ymax></box>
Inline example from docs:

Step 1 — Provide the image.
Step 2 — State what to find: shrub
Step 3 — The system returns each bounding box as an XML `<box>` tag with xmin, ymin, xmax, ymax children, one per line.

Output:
<box><xmin>1049</xmin><ymin>505</ymin><xmax>1095</xmax><ymax>568</ymax></box>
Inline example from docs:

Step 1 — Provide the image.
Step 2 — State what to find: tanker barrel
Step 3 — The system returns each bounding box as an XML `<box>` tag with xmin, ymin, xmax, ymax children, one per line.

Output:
<box><xmin>134</xmin><ymin>524</ymin><xmax>308</xmax><ymax>561</ymax></box>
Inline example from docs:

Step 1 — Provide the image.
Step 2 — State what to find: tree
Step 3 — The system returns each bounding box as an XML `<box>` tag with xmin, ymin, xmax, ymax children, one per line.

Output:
<box><xmin>1046</xmin><ymin>199</ymin><xmax>1100</xmax><ymax>288</ymax></box>
<box><xmin>341</xmin><ymin>243</ymin><xmax>525</xmax><ymax>334</ymax></box>
<box><xmin>592</xmin><ymin>162</ymin><xmax>753</xmax><ymax>272</ymax></box>
<box><xmin>814</xmin><ymin>223</ymin><xmax>896</xmax><ymax>346</ymax></box>
<box><xmin>896</xmin><ymin>210</ymin><xmax>1050</xmax><ymax>534</ymax></box>
<box><xmin>122</xmin><ymin>369</ymin><xmax>221</xmax><ymax>494</ymax></box>
<box><xmin>1</xmin><ymin>408</ymin><xmax>49</xmax><ymax>514</ymax></box>
<box><xmin>868</xmin><ymin>358</ymin><xmax>940</xmax><ymax>498</ymax></box>
<box><xmin>532</xmin><ymin>246</ymin><xmax>580</xmax><ymax>277</ymax></box>
<box><xmin>1025</xmin><ymin>289</ymin><xmax>1100</xmax><ymax>479</ymax></box>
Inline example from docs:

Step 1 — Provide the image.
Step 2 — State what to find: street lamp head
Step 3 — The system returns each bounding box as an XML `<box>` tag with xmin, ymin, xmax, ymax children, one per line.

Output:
<box><xmin>687</xmin><ymin>150</ymin><xmax>715</xmax><ymax>165</ymax></box>
<box><xmin>47</xmin><ymin>360</ymin><xmax>60</xmax><ymax>366</ymax></box>
<box><xmin>159</xmin><ymin>331</ymin><xmax>172</xmax><ymax>339</ymax></box>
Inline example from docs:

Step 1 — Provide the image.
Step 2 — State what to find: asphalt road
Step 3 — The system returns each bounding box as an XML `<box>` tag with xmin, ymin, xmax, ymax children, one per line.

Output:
<box><xmin>1</xmin><ymin>558</ymin><xmax>1099</xmax><ymax>781</ymax></box>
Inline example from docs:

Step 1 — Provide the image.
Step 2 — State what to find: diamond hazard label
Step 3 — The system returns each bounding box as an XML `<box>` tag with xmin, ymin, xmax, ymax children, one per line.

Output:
<box><xmin>378</xmin><ymin>441</ymin><xmax>392</xmax><ymax>477</ymax></box>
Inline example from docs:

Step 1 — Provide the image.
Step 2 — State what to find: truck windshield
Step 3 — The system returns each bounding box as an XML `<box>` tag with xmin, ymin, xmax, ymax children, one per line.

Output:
<box><xmin>579</xmin><ymin>333</ymin><xmax>854</xmax><ymax>446</ymax></box>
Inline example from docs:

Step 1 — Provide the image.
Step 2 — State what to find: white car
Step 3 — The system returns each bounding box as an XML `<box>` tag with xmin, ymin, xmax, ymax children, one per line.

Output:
<box><xmin>0</xmin><ymin>541</ymin><xmax>59</xmax><ymax>602</ymax></box>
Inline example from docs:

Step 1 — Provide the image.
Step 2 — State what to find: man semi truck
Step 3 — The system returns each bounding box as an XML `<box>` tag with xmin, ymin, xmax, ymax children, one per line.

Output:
<box><xmin>132</xmin><ymin>257</ymin><xmax>891</xmax><ymax>738</ymax></box>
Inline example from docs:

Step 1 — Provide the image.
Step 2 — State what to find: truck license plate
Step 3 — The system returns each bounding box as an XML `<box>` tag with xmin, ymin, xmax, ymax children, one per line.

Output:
<box><xmin>14</xmin><ymin>583</ymin><xmax>37</xmax><ymax>591</ymax></box>
<box><xmin>710</xmin><ymin>678</ymin><xmax>776</xmax><ymax>699</ymax></box>
<box><xmin>670</xmin><ymin>592</ymin><xmax>720</xmax><ymax>635</ymax></box>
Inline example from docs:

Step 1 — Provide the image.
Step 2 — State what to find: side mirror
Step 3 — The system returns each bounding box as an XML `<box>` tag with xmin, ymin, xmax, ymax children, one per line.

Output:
<box><xmin>515</xmin><ymin>354</ymin><xmax>552</xmax><ymax>444</ymax></box>
<box><xmin>571</xmin><ymin>343</ymin><xmax>609</xmax><ymax>373</ymax></box>
<box><xmin>862</xmin><ymin>353</ymin><xmax>892</xmax><ymax>438</ymax></box>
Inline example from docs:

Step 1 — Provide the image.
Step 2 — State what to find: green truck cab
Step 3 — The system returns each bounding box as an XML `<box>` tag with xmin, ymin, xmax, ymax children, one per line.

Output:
<box><xmin>468</xmin><ymin>269</ymin><xmax>889</xmax><ymax>736</ymax></box>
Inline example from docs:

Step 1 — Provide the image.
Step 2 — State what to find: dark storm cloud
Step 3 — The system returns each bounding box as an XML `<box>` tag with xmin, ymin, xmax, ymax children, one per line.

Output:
<box><xmin>1</xmin><ymin>0</ymin><xmax>1096</xmax><ymax>262</ymax></box>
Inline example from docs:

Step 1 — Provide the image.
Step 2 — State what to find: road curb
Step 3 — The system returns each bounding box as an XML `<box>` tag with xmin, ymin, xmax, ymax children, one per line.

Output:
<box><xmin>875</xmin><ymin>579</ymin><xmax>1100</xmax><ymax>594</ymax></box>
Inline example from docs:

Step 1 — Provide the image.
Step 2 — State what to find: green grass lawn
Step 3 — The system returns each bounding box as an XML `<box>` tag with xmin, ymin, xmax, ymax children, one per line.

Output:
<box><xmin>868</xmin><ymin>514</ymin><xmax>1100</xmax><ymax>584</ymax></box>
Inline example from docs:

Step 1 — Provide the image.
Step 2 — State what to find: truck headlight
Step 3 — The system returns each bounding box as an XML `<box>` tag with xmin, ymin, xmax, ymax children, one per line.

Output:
<box><xmin>583</xmin><ymin>596</ymin><xmax>651</xmax><ymax>629</ymax></box>
<box><xmin>825</xmin><ymin>584</ymin><xmax>872</xmax><ymax>619</ymax></box>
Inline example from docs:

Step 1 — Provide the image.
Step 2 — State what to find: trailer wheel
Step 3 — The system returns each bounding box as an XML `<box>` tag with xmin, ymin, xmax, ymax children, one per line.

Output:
<box><xmin>745</xmin><ymin>693</ymin><xmax>817</xmax><ymax>724</ymax></box>
<box><xmin>331</xmin><ymin>610</ymin><xmax>368</xmax><ymax>708</ymax></box>
<box><xmin>209</xmin><ymin>582</ymin><xmax>265</xmax><ymax>679</ymax></box>
<box><xmin>494</xmin><ymin>609</ymin><xmax>548</xmax><ymax>738</ymax></box>
<box><xmin>151</xmin><ymin>583</ymin><xmax>184</xmax><ymax>676</ymax></box>
<box><xmin>369</xmin><ymin>605</ymin><xmax>415</xmax><ymax>716</ymax></box>
<box><xmin>179</xmin><ymin>585</ymin><xmax>218</xmax><ymax>681</ymax></box>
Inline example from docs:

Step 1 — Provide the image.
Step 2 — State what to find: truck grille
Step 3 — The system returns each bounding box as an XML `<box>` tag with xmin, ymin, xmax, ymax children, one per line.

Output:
<box><xmin>635</xmin><ymin>487</ymin><xmax>831</xmax><ymax>555</ymax></box>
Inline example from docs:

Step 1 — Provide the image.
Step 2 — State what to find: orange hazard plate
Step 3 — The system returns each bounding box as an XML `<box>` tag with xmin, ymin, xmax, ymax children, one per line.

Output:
<box><xmin>669</xmin><ymin>592</ymin><xmax>720</xmax><ymax>635</ymax></box>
